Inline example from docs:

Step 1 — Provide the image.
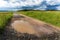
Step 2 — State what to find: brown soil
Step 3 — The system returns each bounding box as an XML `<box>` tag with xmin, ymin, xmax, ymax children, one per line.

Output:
<box><xmin>11</xmin><ymin>20</ymin><xmax>38</xmax><ymax>34</ymax></box>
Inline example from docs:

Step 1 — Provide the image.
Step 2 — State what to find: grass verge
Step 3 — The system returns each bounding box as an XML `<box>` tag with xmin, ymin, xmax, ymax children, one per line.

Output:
<box><xmin>17</xmin><ymin>11</ymin><xmax>60</xmax><ymax>27</ymax></box>
<box><xmin>0</xmin><ymin>12</ymin><xmax>13</xmax><ymax>33</ymax></box>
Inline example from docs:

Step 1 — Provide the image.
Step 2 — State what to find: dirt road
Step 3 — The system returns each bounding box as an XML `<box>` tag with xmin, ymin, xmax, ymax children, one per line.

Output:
<box><xmin>1</xmin><ymin>14</ymin><xmax>60</xmax><ymax>40</ymax></box>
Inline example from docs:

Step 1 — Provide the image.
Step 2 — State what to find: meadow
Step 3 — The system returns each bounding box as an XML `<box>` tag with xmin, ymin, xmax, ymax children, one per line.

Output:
<box><xmin>17</xmin><ymin>11</ymin><xmax>60</xmax><ymax>27</ymax></box>
<box><xmin>0</xmin><ymin>12</ymin><xmax>13</xmax><ymax>33</ymax></box>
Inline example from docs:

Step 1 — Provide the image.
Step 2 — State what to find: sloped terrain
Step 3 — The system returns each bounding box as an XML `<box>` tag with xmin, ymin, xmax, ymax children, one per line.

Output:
<box><xmin>1</xmin><ymin>14</ymin><xmax>60</xmax><ymax>40</ymax></box>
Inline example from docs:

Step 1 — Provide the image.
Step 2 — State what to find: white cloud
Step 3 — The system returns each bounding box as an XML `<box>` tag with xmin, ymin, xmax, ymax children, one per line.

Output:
<box><xmin>0</xmin><ymin>0</ymin><xmax>43</xmax><ymax>7</ymax></box>
<box><xmin>34</xmin><ymin>4</ymin><xmax>47</xmax><ymax>10</ymax></box>
<box><xmin>57</xmin><ymin>6</ymin><xmax>60</xmax><ymax>10</ymax></box>
<box><xmin>0</xmin><ymin>0</ymin><xmax>60</xmax><ymax>10</ymax></box>
<box><xmin>0</xmin><ymin>0</ymin><xmax>8</xmax><ymax>7</ymax></box>
<box><xmin>46</xmin><ymin>0</ymin><xmax>60</xmax><ymax>5</ymax></box>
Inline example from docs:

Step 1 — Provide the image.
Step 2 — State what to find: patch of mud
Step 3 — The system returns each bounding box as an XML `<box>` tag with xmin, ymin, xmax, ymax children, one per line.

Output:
<box><xmin>11</xmin><ymin>20</ymin><xmax>38</xmax><ymax>35</ymax></box>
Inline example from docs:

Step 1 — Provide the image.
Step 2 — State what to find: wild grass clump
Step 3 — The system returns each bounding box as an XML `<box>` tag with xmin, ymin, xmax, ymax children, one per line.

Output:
<box><xmin>0</xmin><ymin>12</ymin><xmax>13</xmax><ymax>33</ymax></box>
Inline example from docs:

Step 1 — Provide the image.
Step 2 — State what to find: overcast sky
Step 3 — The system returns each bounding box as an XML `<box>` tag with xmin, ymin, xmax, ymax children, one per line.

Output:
<box><xmin>0</xmin><ymin>0</ymin><xmax>60</xmax><ymax>11</ymax></box>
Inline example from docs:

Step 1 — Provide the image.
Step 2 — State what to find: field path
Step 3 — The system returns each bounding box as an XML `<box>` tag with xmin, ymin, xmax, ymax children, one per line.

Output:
<box><xmin>1</xmin><ymin>13</ymin><xmax>60</xmax><ymax>40</ymax></box>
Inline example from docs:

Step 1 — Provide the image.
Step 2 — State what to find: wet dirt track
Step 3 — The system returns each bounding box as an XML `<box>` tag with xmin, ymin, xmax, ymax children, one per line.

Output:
<box><xmin>0</xmin><ymin>14</ymin><xmax>60</xmax><ymax>40</ymax></box>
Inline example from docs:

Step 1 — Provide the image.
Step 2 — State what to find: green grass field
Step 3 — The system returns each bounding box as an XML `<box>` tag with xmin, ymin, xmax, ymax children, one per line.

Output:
<box><xmin>0</xmin><ymin>12</ymin><xmax>13</xmax><ymax>32</ymax></box>
<box><xmin>17</xmin><ymin>11</ymin><xmax>60</xmax><ymax>27</ymax></box>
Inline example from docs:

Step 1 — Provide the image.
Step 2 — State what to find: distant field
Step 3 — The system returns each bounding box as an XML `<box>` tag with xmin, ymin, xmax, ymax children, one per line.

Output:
<box><xmin>0</xmin><ymin>12</ymin><xmax>13</xmax><ymax>31</ymax></box>
<box><xmin>17</xmin><ymin>11</ymin><xmax>60</xmax><ymax>27</ymax></box>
